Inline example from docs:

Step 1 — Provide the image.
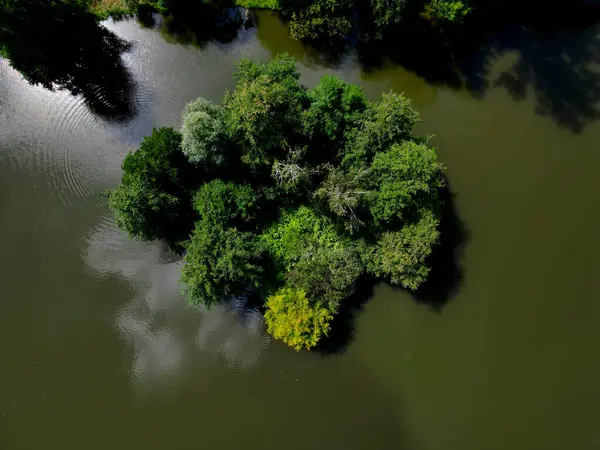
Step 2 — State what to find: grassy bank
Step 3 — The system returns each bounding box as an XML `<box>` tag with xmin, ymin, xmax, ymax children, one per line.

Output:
<box><xmin>91</xmin><ymin>0</ymin><xmax>281</xmax><ymax>18</ymax></box>
<box><xmin>89</xmin><ymin>0</ymin><xmax>135</xmax><ymax>18</ymax></box>
<box><xmin>235</xmin><ymin>0</ymin><xmax>280</xmax><ymax>10</ymax></box>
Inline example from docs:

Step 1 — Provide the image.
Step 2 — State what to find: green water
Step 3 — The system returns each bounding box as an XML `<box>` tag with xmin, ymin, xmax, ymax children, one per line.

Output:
<box><xmin>1</xmin><ymin>12</ymin><xmax>599</xmax><ymax>450</ymax></box>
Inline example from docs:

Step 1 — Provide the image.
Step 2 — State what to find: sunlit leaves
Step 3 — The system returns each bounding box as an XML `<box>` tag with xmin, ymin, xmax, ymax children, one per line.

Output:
<box><xmin>364</xmin><ymin>209</ymin><xmax>440</xmax><ymax>289</ymax></box>
<box><xmin>369</xmin><ymin>140</ymin><xmax>445</xmax><ymax>226</ymax></box>
<box><xmin>224</xmin><ymin>54</ymin><xmax>306</xmax><ymax>170</ymax></box>
<box><xmin>181</xmin><ymin>98</ymin><xmax>229</xmax><ymax>166</ymax></box>
<box><xmin>265</xmin><ymin>288</ymin><xmax>332</xmax><ymax>350</ymax></box>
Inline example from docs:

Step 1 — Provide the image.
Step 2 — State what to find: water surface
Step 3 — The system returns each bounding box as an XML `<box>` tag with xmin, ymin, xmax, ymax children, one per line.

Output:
<box><xmin>1</xmin><ymin>12</ymin><xmax>599</xmax><ymax>450</ymax></box>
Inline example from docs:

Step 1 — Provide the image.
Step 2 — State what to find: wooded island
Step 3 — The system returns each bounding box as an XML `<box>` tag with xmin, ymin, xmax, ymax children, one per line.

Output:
<box><xmin>109</xmin><ymin>55</ymin><xmax>446</xmax><ymax>350</ymax></box>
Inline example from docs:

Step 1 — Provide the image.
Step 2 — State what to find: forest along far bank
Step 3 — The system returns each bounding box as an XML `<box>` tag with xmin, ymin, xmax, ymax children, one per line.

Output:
<box><xmin>4</xmin><ymin>0</ymin><xmax>599</xmax><ymax>123</ymax></box>
<box><xmin>108</xmin><ymin>54</ymin><xmax>448</xmax><ymax>351</ymax></box>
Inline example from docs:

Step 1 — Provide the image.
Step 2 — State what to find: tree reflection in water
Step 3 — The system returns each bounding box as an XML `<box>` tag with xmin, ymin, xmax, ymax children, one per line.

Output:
<box><xmin>84</xmin><ymin>216</ymin><xmax>269</xmax><ymax>392</ymax></box>
<box><xmin>0</xmin><ymin>0</ymin><xmax>136</xmax><ymax>122</ymax></box>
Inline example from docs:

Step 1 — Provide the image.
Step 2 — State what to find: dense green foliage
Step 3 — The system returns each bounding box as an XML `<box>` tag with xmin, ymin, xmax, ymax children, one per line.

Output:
<box><xmin>369</xmin><ymin>140</ymin><xmax>445</xmax><ymax>227</ymax></box>
<box><xmin>363</xmin><ymin>209</ymin><xmax>440</xmax><ymax>289</ymax></box>
<box><xmin>181</xmin><ymin>98</ymin><xmax>230</xmax><ymax>166</ymax></box>
<box><xmin>303</xmin><ymin>76</ymin><xmax>367</xmax><ymax>151</ymax></box>
<box><xmin>280</xmin><ymin>0</ymin><xmax>471</xmax><ymax>44</ymax></box>
<box><xmin>235</xmin><ymin>0</ymin><xmax>281</xmax><ymax>9</ymax></box>
<box><xmin>425</xmin><ymin>0</ymin><xmax>471</xmax><ymax>24</ymax></box>
<box><xmin>109</xmin><ymin>127</ymin><xmax>197</xmax><ymax>246</ymax></box>
<box><xmin>110</xmin><ymin>55</ymin><xmax>446</xmax><ymax>350</ymax></box>
<box><xmin>182</xmin><ymin>223</ymin><xmax>266</xmax><ymax>306</ymax></box>
<box><xmin>192</xmin><ymin>180</ymin><xmax>261</xmax><ymax>225</ymax></box>
<box><xmin>223</xmin><ymin>55</ymin><xmax>306</xmax><ymax>170</ymax></box>
<box><xmin>287</xmin><ymin>0</ymin><xmax>354</xmax><ymax>43</ymax></box>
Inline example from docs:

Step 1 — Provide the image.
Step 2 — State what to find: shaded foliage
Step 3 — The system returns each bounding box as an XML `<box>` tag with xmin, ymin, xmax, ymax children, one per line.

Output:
<box><xmin>287</xmin><ymin>0</ymin><xmax>354</xmax><ymax>46</ymax></box>
<box><xmin>287</xmin><ymin>245</ymin><xmax>363</xmax><ymax>312</ymax></box>
<box><xmin>192</xmin><ymin>179</ymin><xmax>261</xmax><ymax>226</ymax></box>
<box><xmin>182</xmin><ymin>222</ymin><xmax>266</xmax><ymax>306</ymax></box>
<box><xmin>279</xmin><ymin>0</ymin><xmax>472</xmax><ymax>46</ymax></box>
<box><xmin>412</xmin><ymin>181</ymin><xmax>468</xmax><ymax>310</ymax></box>
<box><xmin>259</xmin><ymin>0</ymin><xmax>600</xmax><ymax>134</ymax></box>
<box><xmin>109</xmin><ymin>179</ymin><xmax>182</xmax><ymax>242</ymax></box>
<box><xmin>363</xmin><ymin>209</ymin><xmax>440</xmax><ymax>289</ymax></box>
<box><xmin>357</xmin><ymin>0</ymin><xmax>600</xmax><ymax>133</ymax></box>
<box><xmin>109</xmin><ymin>127</ymin><xmax>197</xmax><ymax>247</ymax></box>
<box><xmin>368</xmin><ymin>0</ymin><xmax>409</xmax><ymax>38</ymax></box>
<box><xmin>341</xmin><ymin>92</ymin><xmax>421</xmax><ymax>170</ymax></box>
<box><xmin>303</xmin><ymin>76</ymin><xmax>367</xmax><ymax>160</ymax></box>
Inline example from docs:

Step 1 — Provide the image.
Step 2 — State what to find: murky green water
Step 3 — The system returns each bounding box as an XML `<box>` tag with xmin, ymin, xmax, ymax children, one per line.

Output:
<box><xmin>1</xmin><ymin>12</ymin><xmax>599</xmax><ymax>450</ymax></box>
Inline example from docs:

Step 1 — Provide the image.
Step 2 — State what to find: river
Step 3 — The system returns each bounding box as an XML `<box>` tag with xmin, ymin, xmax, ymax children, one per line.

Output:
<box><xmin>1</xmin><ymin>11</ymin><xmax>599</xmax><ymax>450</ymax></box>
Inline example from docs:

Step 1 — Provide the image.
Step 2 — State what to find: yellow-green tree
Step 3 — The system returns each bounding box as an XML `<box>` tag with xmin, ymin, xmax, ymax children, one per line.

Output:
<box><xmin>265</xmin><ymin>288</ymin><xmax>332</xmax><ymax>351</ymax></box>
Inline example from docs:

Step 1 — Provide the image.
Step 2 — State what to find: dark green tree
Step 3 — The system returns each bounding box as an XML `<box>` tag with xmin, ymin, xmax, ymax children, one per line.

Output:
<box><xmin>303</xmin><ymin>76</ymin><xmax>367</xmax><ymax>160</ymax></box>
<box><xmin>368</xmin><ymin>0</ymin><xmax>409</xmax><ymax>37</ymax></box>
<box><xmin>287</xmin><ymin>245</ymin><xmax>363</xmax><ymax>312</ymax></box>
<box><xmin>109</xmin><ymin>127</ymin><xmax>196</xmax><ymax>246</ymax></box>
<box><xmin>192</xmin><ymin>179</ymin><xmax>261</xmax><ymax>227</ymax></box>
<box><xmin>425</xmin><ymin>0</ymin><xmax>471</xmax><ymax>24</ymax></box>
<box><xmin>182</xmin><ymin>223</ymin><xmax>265</xmax><ymax>306</ymax></box>
<box><xmin>362</xmin><ymin>209</ymin><xmax>440</xmax><ymax>289</ymax></box>
<box><xmin>109</xmin><ymin>179</ymin><xmax>182</xmax><ymax>242</ymax></box>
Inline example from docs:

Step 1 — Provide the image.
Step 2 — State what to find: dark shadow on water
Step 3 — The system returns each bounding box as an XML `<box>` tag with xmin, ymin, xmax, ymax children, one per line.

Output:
<box><xmin>357</xmin><ymin>0</ymin><xmax>600</xmax><ymax>133</ymax></box>
<box><xmin>412</xmin><ymin>182</ymin><xmax>469</xmax><ymax>311</ymax></box>
<box><xmin>316</xmin><ymin>275</ymin><xmax>376</xmax><ymax>356</ymax></box>
<box><xmin>318</xmin><ymin>180</ymin><xmax>468</xmax><ymax>355</ymax></box>
<box><xmin>357</xmin><ymin>15</ymin><xmax>467</xmax><ymax>90</ymax></box>
<box><xmin>489</xmin><ymin>25</ymin><xmax>600</xmax><ymax>133</ymax></box>
<box><xmin>0</xmin><ymin>0</ymin><xmax>137</xmax><ymax>123</ymax></box>
<box><xmin>147</xmin><ymin>1</ymin><xmax>252</xmax><ymax>49</ymax></box>
<box><xmin>69</xmin><ymin>40</ymin><xmax>137</xmax><ymax>124</ymax></box>
<box><xmin>253</xmin><ymin>0</ymin><xmax>600</xmax><ymax>133</ymax></box>
<box><xmin>137</xmin><ymin>4</ymin><xmax>158</xmax><ymax>28</ymax></box>
<box><xmin>253</xmin><ymin>10</ymin><xmax>347</xmax><ymax>69</ymax></box>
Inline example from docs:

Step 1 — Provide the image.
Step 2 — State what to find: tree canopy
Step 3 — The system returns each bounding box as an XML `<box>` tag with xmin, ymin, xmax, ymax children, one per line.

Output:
<box><xmin>110</xmin><ymin>54</ymin><xmax>446</xmax><ymax>351</ymax></box>
<box><xmin>280</xmin><ymin>0</ymin><xmax>472</xmax><ymax>45</ymax></box>
<box><xmin>109</xmin><ymin>127</ymin><xmax>197</xmax><ymax>247</ymax></box>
